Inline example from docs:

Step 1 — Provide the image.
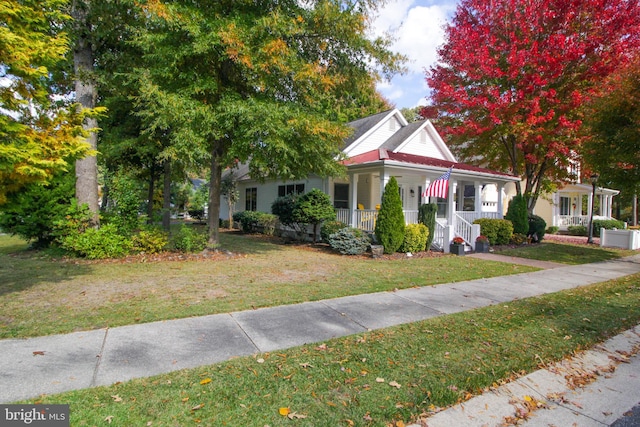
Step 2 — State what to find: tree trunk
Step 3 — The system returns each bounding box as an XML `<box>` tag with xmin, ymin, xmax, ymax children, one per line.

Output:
<box><xmin>72</xmin><ymin>0</ymin><xmax>99</xmax><ymax>225</ymax></box>
<box><xmin>207</xmin><ymin>149</ymin><xmax>223</xmax><ymax>248</ymax></box>
<box><xmin>146</xmin><ymin>162</ymin><xmax>156</xmax><ymax>224</ymax></box>
<box><xmin>162</xmin><ymin>160</ymin><xmax>171</xmax><ymax>232</ymax></box>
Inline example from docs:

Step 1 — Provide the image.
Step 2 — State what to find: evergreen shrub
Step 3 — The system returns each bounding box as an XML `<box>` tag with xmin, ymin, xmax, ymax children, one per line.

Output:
<box><xmin>132</xmin><ymin>227</ymin><xmax>169</xmax><ymax>254</ymax></box>
<box><xmin>321</xmin><ymin>220</ymin><xmax>347</xmax><ymax>243</ymax></box>
<box><xmin>474</xmin><ymin>218</ymin><xmax>514</xmax><ymax>245</ymax></box>
<box><xmin>374</xmin><ymin>177</ymin><xmax>405</xmax><ymax>254</ymax></box>
<box><xmin>401</xmin><ymin>223</ymin><xmax>429</xmax><ymax>253</ymax></box>
<box><xmin>171</xmin><ymin>224</ymin><xmax>208</xmax><ymax>252</ymax></box>
<box><xmin>592</xmin><ymin>219</ymin><xmax>626</xmax><ymax>237</ymax></box>
<box><xmin>528</xmin><ymin>214</ymin><xmax>546</xmax><ymax>242</ymax></box>
<box><xmin>328</xmin><ymin>227</ymin><xmax>370</xmax><ymax>255</ymax></box>
<box><xmin>505</xmin><ymin>194</ymin><xmax>529</xmax><ymax>235</ymax></box>
<box><xmin>418</xmin><ymin>203</ymin><xmax>437</xmax><ymax>251</ymax></box>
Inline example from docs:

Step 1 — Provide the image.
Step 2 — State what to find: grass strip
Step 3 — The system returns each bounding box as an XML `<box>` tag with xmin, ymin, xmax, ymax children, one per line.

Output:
<box><xmin>26</xmin><ymin>273</ymin><xmax>640</xmax><ymax>427</ymax></box>
<box><xmin>493</xmin><ymin>240</ymin><xmax>636</xmax><ymax>264</ymax></box>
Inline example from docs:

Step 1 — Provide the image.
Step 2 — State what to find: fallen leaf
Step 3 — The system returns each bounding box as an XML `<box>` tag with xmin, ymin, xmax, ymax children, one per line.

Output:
<box><xmin>32</xmin><ymin>351</ymin><xmax>45</xmax><ymax>356</ymax></box>
<box><xmin>191</xmin><ymin>404</ymin><xmax>204</xmax><ymax>411</ymax></box>
<box><xmin>200</xmin><ymin>378</ymin><xmax>212</xmax><ymax>385</ymax></box>
<box><xmin>278</xmin><ymin>407</ymin><xmax>291</xmax><ymax>416</ymax></box>
<box><xmin>111</xmin><ymin>395</ymin><xmax>123</xmax><ymax>402</ymax></box>
<box><xmin>287</xmin><ymin>412</ymin><xmax>307</xmax><ymax>419</ymax></box>
<box><xmin>104</xmin><ymin>415</ymin><xmax>114</xmax><ymax>424</ymax></box>
<box><xmin>376</xmin><ymin>377</ymin><xmax>385</xmax><ymax>383</ymax></box>
<box><xmin>181</xmin><ymin>397</ymin><xmax>189</xmax><ymax>403</ymax></box>
<box><xmin>389</xmin><ymin>381</ymin><xmax>401</xmax><ymax>389</ymax></box>
<box><xmin>395</xmin><ymin>421</ymin><xmax>406</xmax><ymax>427</ymax></box>
<box><xmin>299</xmin><ymin>363</ymin><xmax>313</xmax><ymax>368</ymax></box>
<box><xmin>363</xmin><ymin>413</ymin><xmax>373</xmax><ymax>421</ymax></box>
<box><xmin>257</xmin><ymin>358</ymin><xmax>265</xmax><ymax>364</ymax></box>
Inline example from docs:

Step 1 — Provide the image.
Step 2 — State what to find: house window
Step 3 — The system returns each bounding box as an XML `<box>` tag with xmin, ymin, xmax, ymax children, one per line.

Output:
<box><xmin>334</xmin><ymin>183</ymin><xmax>349</xmax><ymax>209</ymax></box>
<box><xmin>245</xmin><ymin>187</ymin><xmax>257</xmax><ymax>211</ymax></box>
<box><xmin>559</xmin><ymin>196</ymin><xmax>570</xmax><ymax>216</ymax></box>
<box><xmin>278</xmin><ymin>183</ymin><xmax>305</xmax><ymax>197</ymax></box>
<box><xmin>389</xmin><ymin>119</ymin><xmax>396</xmax><ymax>131</ymax></box>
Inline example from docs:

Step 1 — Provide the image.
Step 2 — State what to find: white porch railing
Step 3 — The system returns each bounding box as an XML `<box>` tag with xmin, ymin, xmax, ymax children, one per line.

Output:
<box><xmin>454</xmin><ymin>213</ymin><xmax>473</xmax><ymax>245</ymax></box>
<box><xmin>456</xmin><ymin>211</ymin><xmax>501</xmax><ymax>223</ymax></box>
<box><xmin>335</xmin><ymin>208</ymin><xmax>488</xmax><ymax>251</ymax></box>
<box><xmin>557</xmin><ymin>215</ymin><xmax>590</xmax><ymax>228</ymax></box>
<box><xmin>432</xmin><ymin>220</ymin><xmax>446</xmax><ymax>251</ymax></box>
<box><xmin>336</xmin><ymin>209</ymin><xmax>419</xmax><ymax>231</ymax></box>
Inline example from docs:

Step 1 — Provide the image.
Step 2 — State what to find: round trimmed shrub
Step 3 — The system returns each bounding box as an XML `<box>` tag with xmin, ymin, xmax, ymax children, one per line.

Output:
<box><xmin>401</xmin><ymin>223</ymin><xmax>429</xmax><ymax>253</ymax></box>
<box><xmin>528</xmin><ymin>214</ymin><xmax>546</xmax><ymax>242</ymax></box>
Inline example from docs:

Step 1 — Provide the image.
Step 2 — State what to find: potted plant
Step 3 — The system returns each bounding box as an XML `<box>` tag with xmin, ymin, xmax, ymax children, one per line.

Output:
<box><xmin>450</xmin><ymin>236</ymin><xmax>465</xmax><ymax>255</ymax></box>
<box><xmin>475</xmin><ymin>235</ymin><xmax>490</xmax><ymax>253</ymax></box>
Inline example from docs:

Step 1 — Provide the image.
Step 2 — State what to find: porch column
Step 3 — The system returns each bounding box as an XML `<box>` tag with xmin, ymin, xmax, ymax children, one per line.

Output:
<box><xmin>380</xmin><ymin>169</ymin><xmax>389</xmax><ymax>200</ymax></box>
<box><xmin>349</xmin><ymin>173</ymin><xmax>359</xmax><ymax>227</ymax></box>
<box><xmin>474</xmin><ymin>181</ymin><xmax>482</xmax><ymax>213</ymax></box>
<box><xmin>587</xmin><ymin>189</ymin><xmax>594</xmax><ymax>220</ymax></box>
<box><xmin>552</xmin><ymin>193</ymin><xmax>559</xmax><ymax>227</ymax></box>
<box><xmin>497</xmin><ymin>183</ymin><xmax>505</xmax><ymax>218</ymax></box>
<box><xmin>423</xmin><ymin>178</ymin><xmax>431</xmax><ymax>205</ymax></box>
<box><xmin>447</xmin><ymin>180</ymin><xmax>456</xmax><ymax>225</ymax></box>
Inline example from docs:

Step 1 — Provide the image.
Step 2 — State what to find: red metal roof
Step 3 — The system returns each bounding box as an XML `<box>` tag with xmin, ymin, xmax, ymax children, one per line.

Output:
<box><xmin>343</xmin><ymin>149</ymin><xmax>517</xmax><ymax>180</ymax></box>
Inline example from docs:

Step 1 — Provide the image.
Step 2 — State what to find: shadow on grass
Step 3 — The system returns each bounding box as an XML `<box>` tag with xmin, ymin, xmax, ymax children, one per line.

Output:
<box><xmin>495</xmin><ymin>241</ymin><xmax>627</xmax><ymax>264</ymax></box>
<box><xmin>0</xmin><ymin>237</ymin><xmax>92</xmax><ymax>297</ymax></box>
<box><xmin>218</xmin><ymin>230</ymin><xmax>303</xmax><ymax>255</ymax></box>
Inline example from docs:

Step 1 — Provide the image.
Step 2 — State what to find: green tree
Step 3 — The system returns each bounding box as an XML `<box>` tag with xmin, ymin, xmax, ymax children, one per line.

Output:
<box><xmin>583</xmin><ymin>58</ymin><xmax>640</xmax><ymax>208</ymax></box>
<box><xmin>375</xmin><ymin>177</ymin><xmax>405</xmax><ymax>254</ymax></box>
<box><xmin>506</xmin><ymin>194</ymin><xmax>529</xmax><ymax>235</ymax></box>
<box><xmin>293</xmin><ymin>189</ymin><xmax>336</xmax><ymax>243</ymax></box>
<box><xmin>0</xmin><ymin>0</ymin><xmax>91</xmax><ymax>205</ymax></box>
<box><xmin>128</xmin><ymin>0</ymin><xmax>404</xmax><ymax>248</ymax></box>
<box><xmin>418</xmin><ymin>203</ymin><xmax>438</xmax><ymax>251</ymax></box>
<box><xmin>0</xmin><ymin>172</ymin><xmax>75</xmax><ymax>247</ymax></box>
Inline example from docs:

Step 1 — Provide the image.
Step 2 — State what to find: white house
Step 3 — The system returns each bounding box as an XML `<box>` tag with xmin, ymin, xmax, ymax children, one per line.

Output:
<box><xmin>221</xmin><ymin>109</ymin><xmax>522</xmax><ymax>251</ymax></box>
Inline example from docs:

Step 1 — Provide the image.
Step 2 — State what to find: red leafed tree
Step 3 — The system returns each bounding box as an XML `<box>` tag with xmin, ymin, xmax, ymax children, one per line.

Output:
<box><xmin>424</xmin><ymin>0</ymin><xmax>640</xmax><ymax>212</ymax></box>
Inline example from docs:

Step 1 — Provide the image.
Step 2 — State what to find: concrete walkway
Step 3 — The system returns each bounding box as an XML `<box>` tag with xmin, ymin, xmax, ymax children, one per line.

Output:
<box><xmin>1</xmin><ymin>254</ymin><xmax>639</xmax><ymax>424</ymax></box>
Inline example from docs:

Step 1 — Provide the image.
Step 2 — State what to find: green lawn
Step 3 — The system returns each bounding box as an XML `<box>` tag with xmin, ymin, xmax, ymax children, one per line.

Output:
<box><xmin>24</xmin><ymin>274</ymin><xmax>640</xmax><ymax>427</ymax></box>
<box><xmin>0</xmin><ymin>231</ymin><xmax>541</xmax><ymax>339</ymax></box>
<box><xmin>493</xmin><ymin>239</ymin><xmax>637</xmax><ymax>264</ymax></box>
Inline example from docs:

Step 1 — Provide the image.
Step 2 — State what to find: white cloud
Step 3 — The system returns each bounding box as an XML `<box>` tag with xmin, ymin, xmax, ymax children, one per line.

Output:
<box><xmin>373</xmin><ymin>0</ymin><xmax>457</xmax><ymax>108</ymax></box>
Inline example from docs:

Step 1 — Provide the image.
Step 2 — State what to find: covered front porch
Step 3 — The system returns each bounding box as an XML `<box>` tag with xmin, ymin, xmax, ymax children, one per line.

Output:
<box><xmin>550</xmin><ymin>184</ymin><xmax>620</xmax><ymax>231</ymax></box>
<box><xmin>332</xmin><ymin>165</ymin><xmax>518</xmax><ymax>252</ymax></box>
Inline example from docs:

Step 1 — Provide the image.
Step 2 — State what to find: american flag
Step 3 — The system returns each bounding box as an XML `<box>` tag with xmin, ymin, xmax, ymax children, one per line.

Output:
<box><xmin>423</xmin><ymin>167</ymin><xmax>452</xmax><ymax>199</ymax></box>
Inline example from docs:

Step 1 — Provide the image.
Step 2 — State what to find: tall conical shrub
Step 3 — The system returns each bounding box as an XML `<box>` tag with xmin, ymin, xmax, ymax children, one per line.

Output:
<box><xmin>418</xmin><ymin>203</ymin><xmax>438</xmax><ymax>251</ymax></box>
<box><xmin>374</xmin><ymin>177</ymin><xmax>405</xmax><ymax>254</ymax></box>
<box><xmin>506</xmin><ymin>194</ymin><xmax>529</xmax><ymax>235</ymax></box>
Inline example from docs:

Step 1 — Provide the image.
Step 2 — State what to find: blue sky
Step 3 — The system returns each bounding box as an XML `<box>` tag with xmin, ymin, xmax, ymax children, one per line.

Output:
<box><xmin>371</xmin><ymin>0</ymin><xmax>459</xmax><ymax>109</ymax></box>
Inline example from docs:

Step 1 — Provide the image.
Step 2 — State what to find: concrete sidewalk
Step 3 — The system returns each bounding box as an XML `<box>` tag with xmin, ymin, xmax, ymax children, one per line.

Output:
<box><xmin>1</xmin><ymin>254</ymin><xmax>639</xmax><ymax>422</ymax></box>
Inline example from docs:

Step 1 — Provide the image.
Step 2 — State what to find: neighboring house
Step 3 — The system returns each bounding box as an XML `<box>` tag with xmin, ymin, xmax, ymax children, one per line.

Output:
<box><xmin>526</xmin><ymin>181</ymin><xmax>619</xmax><ymax>232</ymax></box>
<box><xmin>220</xmin><ymin>109</ymin><xmax>520</xmax><ymax>252</ymax></box>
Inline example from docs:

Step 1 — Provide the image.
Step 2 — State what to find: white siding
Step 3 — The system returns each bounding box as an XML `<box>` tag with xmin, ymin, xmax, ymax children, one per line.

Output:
<box><xmin>397</xmin><ymin>129</ymin><xmax>448</xmax><ymax>159</ymax></box>
<box><xmin>220</xmin><ymin>176</ymin><xmax>326</xmax><ymax>220</ymax></box>
<box><xmin>346</xmin><ymin>116</ymin><xmax>400</xmax><ymax>157</ymax></box>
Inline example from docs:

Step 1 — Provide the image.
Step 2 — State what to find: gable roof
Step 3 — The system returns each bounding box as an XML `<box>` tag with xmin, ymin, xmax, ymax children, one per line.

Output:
<box><xmin>343</xmin><ymin>109</ymin><xmax>408</xmax><ymax>155</ymax></box>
